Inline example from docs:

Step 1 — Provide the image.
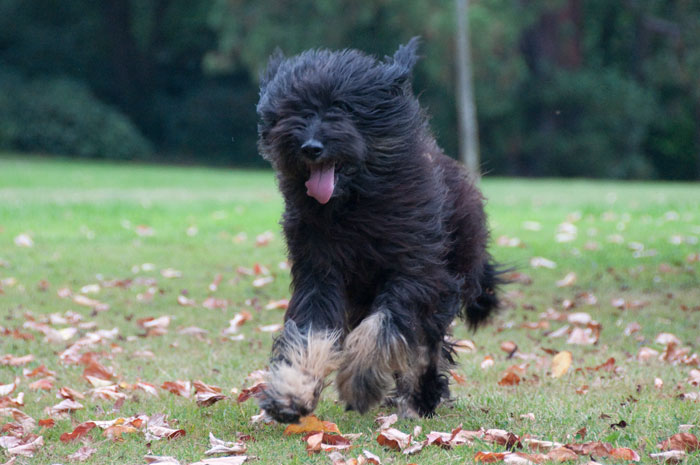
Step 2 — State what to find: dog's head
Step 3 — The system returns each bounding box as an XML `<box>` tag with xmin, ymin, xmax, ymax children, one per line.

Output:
<box><xmin>257</xmin><ymin>38</ymin><xmax>422</xmax><ymax>205</ymax></box>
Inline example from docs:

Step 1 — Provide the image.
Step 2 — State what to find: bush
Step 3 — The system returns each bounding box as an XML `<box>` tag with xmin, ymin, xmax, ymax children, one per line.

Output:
<box><xmin>0</xmin><ymin>71</ymin><xmax>152</xmax><ymax>160</ymax></box>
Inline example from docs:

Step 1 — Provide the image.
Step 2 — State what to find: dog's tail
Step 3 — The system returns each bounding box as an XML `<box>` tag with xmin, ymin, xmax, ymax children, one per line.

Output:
<box><xmin>464</xmin><ymin>259</ymin><xmax>507</xmax><ymax>329</ymax></box>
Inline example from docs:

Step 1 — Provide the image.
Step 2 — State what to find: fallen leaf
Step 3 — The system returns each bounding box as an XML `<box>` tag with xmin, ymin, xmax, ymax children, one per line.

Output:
<box><xmin>190</xmin><ymin>456</ymin><xmax>249</xmax><ymax>465</ymax></box>
<box><xmin>237</xmin><ymin>382</ymin><xmax>266</xmax><ymax>403</ymax></box>
<box><xmin>474</xmin><ymin>451</ymin><xmax>507</xmax><ymax>463</ymax></box>
<box><xmin>5</xmin><ymin>434</ymin><xmax>43</xmax><ymax>457</ymax></box>
<box><xmin>45</xmin><ymin>399</ymin><xmax>84</xmax><ymax>416</ymax></box>
<box><xmin>552</xmin><ymin>351</ymin><xmax>573</xmax><ymax>378</ymax></box>
<box><xmin>67</xmin><ymin>445</ymin><xmax>97</xmax><ymax>462</ymax></box>
<box><xmin>649</xmin><ymin>450</ymin><xmax>686</xmax><ymax>463</ymax></box>
<box><xmin>59</xmin><ymin>421</ymin><xmax>96</xmax><ymax>442</ymax></box>
<box><xmin>657</xmin><ymin>433</ymin><xmax>699</xmax><ymax>452</ymax></box>
<box><xmin>556</xmin><ymin>272</ymin><xmax>577</xmax><ymax>287</ymax></box>
<box><xmin>499</xmin><ymin>371</ymin><xmax>521</xmax><ymax>386</ymax></box>
<box><xmin>284</xmin><ymin>415</ymin><xmax>341</xmax><ymax>435</ymax></box>
<box><xmin>205</xmin><ymin>432</ymin><xmax>247</xmax><ymax>455</ymax></box>
<box><xmin>450</xmin><ymin>369</ymin><xmax>468</xmax><ymax>385</ymax></box>
<box><xmin>161</xmin><ymin>380</ymin><xmax>191</xmax><ymax>398</ymax></box>
<box><xmin>375</xmin><ymin>414</ymin><xmax>398</xmax><ymax>431</ymax></box>
<box><xmin>377</xmin><ymin>428</ymin><xmax>412</xmax><ymax>450</ymax></box>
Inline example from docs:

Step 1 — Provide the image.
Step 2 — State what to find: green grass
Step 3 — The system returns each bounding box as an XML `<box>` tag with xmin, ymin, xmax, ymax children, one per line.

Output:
<box><xmin>1</xmin><ymin>154</ymin><xmax>699</xmax><ymax>464</ymax></box>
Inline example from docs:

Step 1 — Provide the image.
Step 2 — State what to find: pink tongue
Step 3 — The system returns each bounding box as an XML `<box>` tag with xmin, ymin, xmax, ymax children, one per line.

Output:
<box><xmin>305</xmin><ymin>164</ymin><xmax>335</xmax><ymax>204</ymax></box>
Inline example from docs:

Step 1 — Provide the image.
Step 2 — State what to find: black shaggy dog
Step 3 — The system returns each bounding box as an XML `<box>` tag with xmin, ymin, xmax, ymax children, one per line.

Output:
<box><xmin>256</xmin><ymin>38</ymin><xmax>500</xmax><ymax>423</ymax></box>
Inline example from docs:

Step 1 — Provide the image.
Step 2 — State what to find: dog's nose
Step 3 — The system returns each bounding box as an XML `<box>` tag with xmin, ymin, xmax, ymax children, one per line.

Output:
<box><xmin>301</xmin><ymin>139</ymin><xmax>324</xmax><ymax>159</ymax></box>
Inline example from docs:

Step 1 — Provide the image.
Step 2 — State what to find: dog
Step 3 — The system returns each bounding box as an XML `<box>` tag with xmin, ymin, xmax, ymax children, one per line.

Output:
<box><xmin>255</xmin><ymin>38</ymin><xmax>500</xmax><ymax>423</ymax></box>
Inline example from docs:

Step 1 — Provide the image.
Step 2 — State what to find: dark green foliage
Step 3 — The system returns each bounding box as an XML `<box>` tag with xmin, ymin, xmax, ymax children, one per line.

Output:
<box><xmin>0</xmin><ymin>71</ymin><xmax>152</xmax><ymax>160</ymax></box>
<box><xmin>0</xmin><ymin>0</ymin><xmax>698</xmax><ymax>178</ymax></box>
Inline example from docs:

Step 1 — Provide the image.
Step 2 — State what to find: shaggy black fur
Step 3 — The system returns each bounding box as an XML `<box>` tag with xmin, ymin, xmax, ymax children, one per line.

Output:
<box><xmin>256</xmin><ymin>38</ymin><xmax>501</xmax><ymax>422</ymax></box>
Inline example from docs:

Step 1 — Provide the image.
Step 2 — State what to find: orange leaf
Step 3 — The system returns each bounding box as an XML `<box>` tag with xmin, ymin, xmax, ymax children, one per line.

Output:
<box><xmin>284</xmin><ymin>415</ymin><xmax>341</xmax><ymax>435</ymax></box>
<box><xmin>161</xmin><ymin>380</ymin><xmax>191</xmax><ymax>398</ymax></box>
<box><xmin>60</xmin><ymin>421</ymin><xmax>96</xmax><ymax>442</ymax></box>
<box><xmin>474</xmin><ymin>451</ymin><xmax>507</xmax><ymax>463</ymax></box>
<box><xmin>450</xmin><ymin>369</ymin><xmax>467</xmax><ymax>385</ymax></box>
<box><xmin>498</xmin><ymin>371</ymin><xmax>521</xmax><ymax>386</ymax></box>
<box><xmin>38</xmin><ymin>418</ymin><xmax>55</xmax><ymax>428</ymax></box>
<box><xmin>611</xmin><ymin>447</ymin><xmax>641</xmax><ymax>461</ymax></box>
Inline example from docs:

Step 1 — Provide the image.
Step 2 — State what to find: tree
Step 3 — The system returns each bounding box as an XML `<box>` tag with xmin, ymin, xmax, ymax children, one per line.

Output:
<box><xmin>455</xmin><ymin>0</ymin><xmax>481</xmax><ymax>179</ymax></box>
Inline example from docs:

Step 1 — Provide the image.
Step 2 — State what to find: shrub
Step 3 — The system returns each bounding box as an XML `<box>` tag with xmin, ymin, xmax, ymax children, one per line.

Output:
<box><xmin>0</xmin><ymin>71</ymin><xmax>152</xmax><ymax>160</ymax></box>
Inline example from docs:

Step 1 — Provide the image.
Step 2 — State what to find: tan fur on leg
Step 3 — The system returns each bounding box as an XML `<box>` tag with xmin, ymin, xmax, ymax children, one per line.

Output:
<box><xmin>336</xmin><ymin>310</ymin><xmax>410</xmax><ymax>412</ymax></box>
<box><xmin>264</xmin><ymin>329</ymin><xmax>342</xmax><ymax>416</ymax></box>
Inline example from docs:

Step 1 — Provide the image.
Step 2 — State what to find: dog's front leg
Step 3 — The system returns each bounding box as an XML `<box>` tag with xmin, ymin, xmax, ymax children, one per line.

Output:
<box><xmin>259</xmin><ymin>273</ymin><xmax>345</xmax><ymax>423</ymax></box>
<box><xmin>336</xmin><ymin>276</ymin><xmax>427</xmax><ymax>416</ymax></box>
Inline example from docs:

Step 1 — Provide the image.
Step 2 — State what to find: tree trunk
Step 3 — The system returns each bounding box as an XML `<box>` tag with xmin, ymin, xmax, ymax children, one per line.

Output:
<box><xmin>455</xmin><ymin>0</ymin><xmax>480</xmax><ymax>181</ymax></box>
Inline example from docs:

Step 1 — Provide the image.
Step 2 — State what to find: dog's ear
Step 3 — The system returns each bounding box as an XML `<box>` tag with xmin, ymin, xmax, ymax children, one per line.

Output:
<box><xmin>392</xmin><ymin>37</ymin><xmax>420</xmax><ymax>73</ymax></box>
<box><xmin>260</xmin><ymin>47</ymin><xmax>286</xmax><ymax>89</ymax></box>
<box><xmin>384</xmin><ymin>37</ymin><xmax>420</xmax><ymax>88</ymax></box>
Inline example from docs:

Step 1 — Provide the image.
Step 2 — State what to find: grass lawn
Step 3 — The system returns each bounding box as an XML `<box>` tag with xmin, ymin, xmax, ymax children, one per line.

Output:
<box><xmin>1</xmin><ymin>154</ymin><xmax>699</xmax><ymax>464</ymax></box>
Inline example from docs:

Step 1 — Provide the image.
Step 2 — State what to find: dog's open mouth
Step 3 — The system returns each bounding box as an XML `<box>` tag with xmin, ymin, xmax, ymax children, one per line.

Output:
<box><xmin>305</xmin><ymin>162</ymin><xmax>336</xmax><ymax>204</ymax></box>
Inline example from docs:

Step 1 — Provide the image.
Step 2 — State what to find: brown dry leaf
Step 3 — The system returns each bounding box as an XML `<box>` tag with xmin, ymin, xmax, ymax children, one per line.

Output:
<box><xmin>552</xmin><ymin>351</ymin><xmax>573</xmax><ymax>378</ymax></box>
<box><xmin>638</xmin><ymin>347</ymin><xmax>660</xmax><ymax>362</ymax></box>
<box><xmin>222</xmin><ymin>312</ymin><xmax>253</xmax><ymax>335</ymax></box>
<box><xmin>29</xmin><ymin>377</ymin><xmax>54</xmax><ymax>391</ymax></box>
<box><xmin>0</xmin><ymin>354</ymin><xmax>35</xmax><ymax>366</ymax></box>
<box><xmin>586</xmin><ymin>357</ymin><xmax>616</xmax><ymax>372</ymax></box>
<box><xmin>450</xmin><ymin>369</ymin><xmax>467</xmax><ymax>385</ymax></box>
<box><xmin>375</xmin><ymin>414</ymin><xmax>398</xmax><ymax>431</ymax></box>
<box><xmin>499</xmin><ymin>371</ymin><xmax>521</xmax><ymax>386</ymax></box>
<box><xmin>523</xmin><ymin>438</ymin><xmax>562</xmax><ymax>452</ymax></box>
<box><xmin>56</xmin><ymin>386</ymin><xmax>85</xmax><ymax>400</ymax></box>
<box><xmin>305</xmin><ymin>431</ymin><xmax>352</xmax><ymax>453</ymax></box>
<box><xmin>556</xmin><ymin>272</ymin><xmax>577</xmax><ymax>288</ymax></box>
<box><xmin>38</xmin><ymin>418</ymin><xmax>55</xmax><ymax>428</ymax></box>
<box><xmin>566</xmin><ymin>327</ymin><xmax>598</xmax><ymax>345</ymax></box>
<box><xmin>190</xmin><ymin>457</ymin><xmax>249</xmax><ymax>465</ymax></box>
<box><xmin>0</xmin><ymin>377</ymin><xmax>19</xmax><ymax>396</ymax></box>
<box><xmin>649</xmin><ymin>450</ymin><xmax>686</xmax><ymax>463</ymax></box>
<box><xmin>237</xmin><ymin>382</ymin><xmax>266</xmax><ymax>403</ymax></box>
<box><xmin>82</xmin><ymin>359</ymin><xmax>114</xmax><ymax>381</ymax></box>
<box><xmin>265</xmin><ymin>299</ymin><xmax>290</xmax><ymax>310</ymax></box>
<box><xmin>203</xmin><ymin>297</ymin><xmax>229</xmax><ymax>309</ymax></box>
<box><xmin>483</xmin><ymin>429</ymin><xmax>522</xmax><ymax>449</ymax></box>
<box><xmin>284</xmin><ymin>414</ymin><xmax>341</xmax><ymax>435</ymax></box>
<box><xmin>481</xmin><ymin>355</ymin><xmax>495</xmax><ymax>369</ymax></box>
<box><xmin>655</xmin><ymin>333</ymin><xmax>682</xmax><ymax>346</ymax></box>
<box><xmin>177</xmin><ymin>295</ymin><xmax>196</xmax><ymax>306</ymax></box>
<box><xmin>204</xmin><ymin>432</ymin><xmax>247</xmax><ymax>455</ymax></box>
<box><xmin>624</xmin><ymin>322</ymin><xmax>641</xmax><ymax>336</ymax></box>
<box><xmin>376</xmin><ymin>428</ymin><xmax>412</xmax><ymax>450</ymax></box>
<box><xmin>5</xmin><ymin>434</ymin><xmax>44</xmax><ymax>457</ymax></box>
<box><xmin>546</xmin><ymin>446</ymin><xmax>578</xmax><ymax>462</ymax></box>
<box><xmin>194</xmin><ymin>380</ymin><xmax>227</xmax><ymax>407</ymax></box>
<box><xmin>474</xmin><ymin>451</ymin><xmax>507</xmax><ymax>463</ymax></box>
<box><xmin>0</xmin><ymin>408</ymin><xmax>36</xmax><ymax>433</ymax></box>
<box><xmin>59</xmin><ymin>421</ymin><xmax>96</xmax><ymax>442</ymax></box>
<box><xmin>146</xmin><ymin>414</ymin><xmax>186</xmax><ymax>440</ymax></box>
<box><xmin>161</xmin><ymin>380</ymin><xmax>191</xmax><ymax>398</ymax></box>
<box><xmin>611</xmin><ymin>447</ymin><xmax>640</xmax><ymax>461</ymax></box>
<box><xmin>67</xmin><ymin>446</ymin><xmax>97</xmax><ymax>462</ymax></box>
<box><xmin>657</xmin><ymin>433</ymin><xmax>700</xmax><ymax>452</ymax></box>
<box><xmin>104</xmin><ymin>424</ymin><xmax>139</xmax><ymax>441</ymax></box>
<box><xmin>500</xmin><ymin>340</ymin><xmax>518</xmax><ymax>354</ymax></box>
<box><xmin>452</xmin><ymin>339</ymin><xmax>477</xmax><ymax>353</ymax></box>
<box><xmin>45</xmin><ymin>399</ymin><xmax>84</xmax><ymax>417</ymax></box>
<box><xmin>257</xmin><ymin>323</ymin><xmax>283</xmax><ymax>332</ymax></box>
<box><xmin>23</xmin><ymin>365</ymin><xmax>54</xmax><ymax>378</ymax></box>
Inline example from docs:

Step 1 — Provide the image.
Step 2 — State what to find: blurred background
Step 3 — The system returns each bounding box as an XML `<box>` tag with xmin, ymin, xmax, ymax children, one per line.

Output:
<box><xmin>0</xmin><ymin>0</ymin><xmax>698</xmax><ymax>180</ymax></box>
